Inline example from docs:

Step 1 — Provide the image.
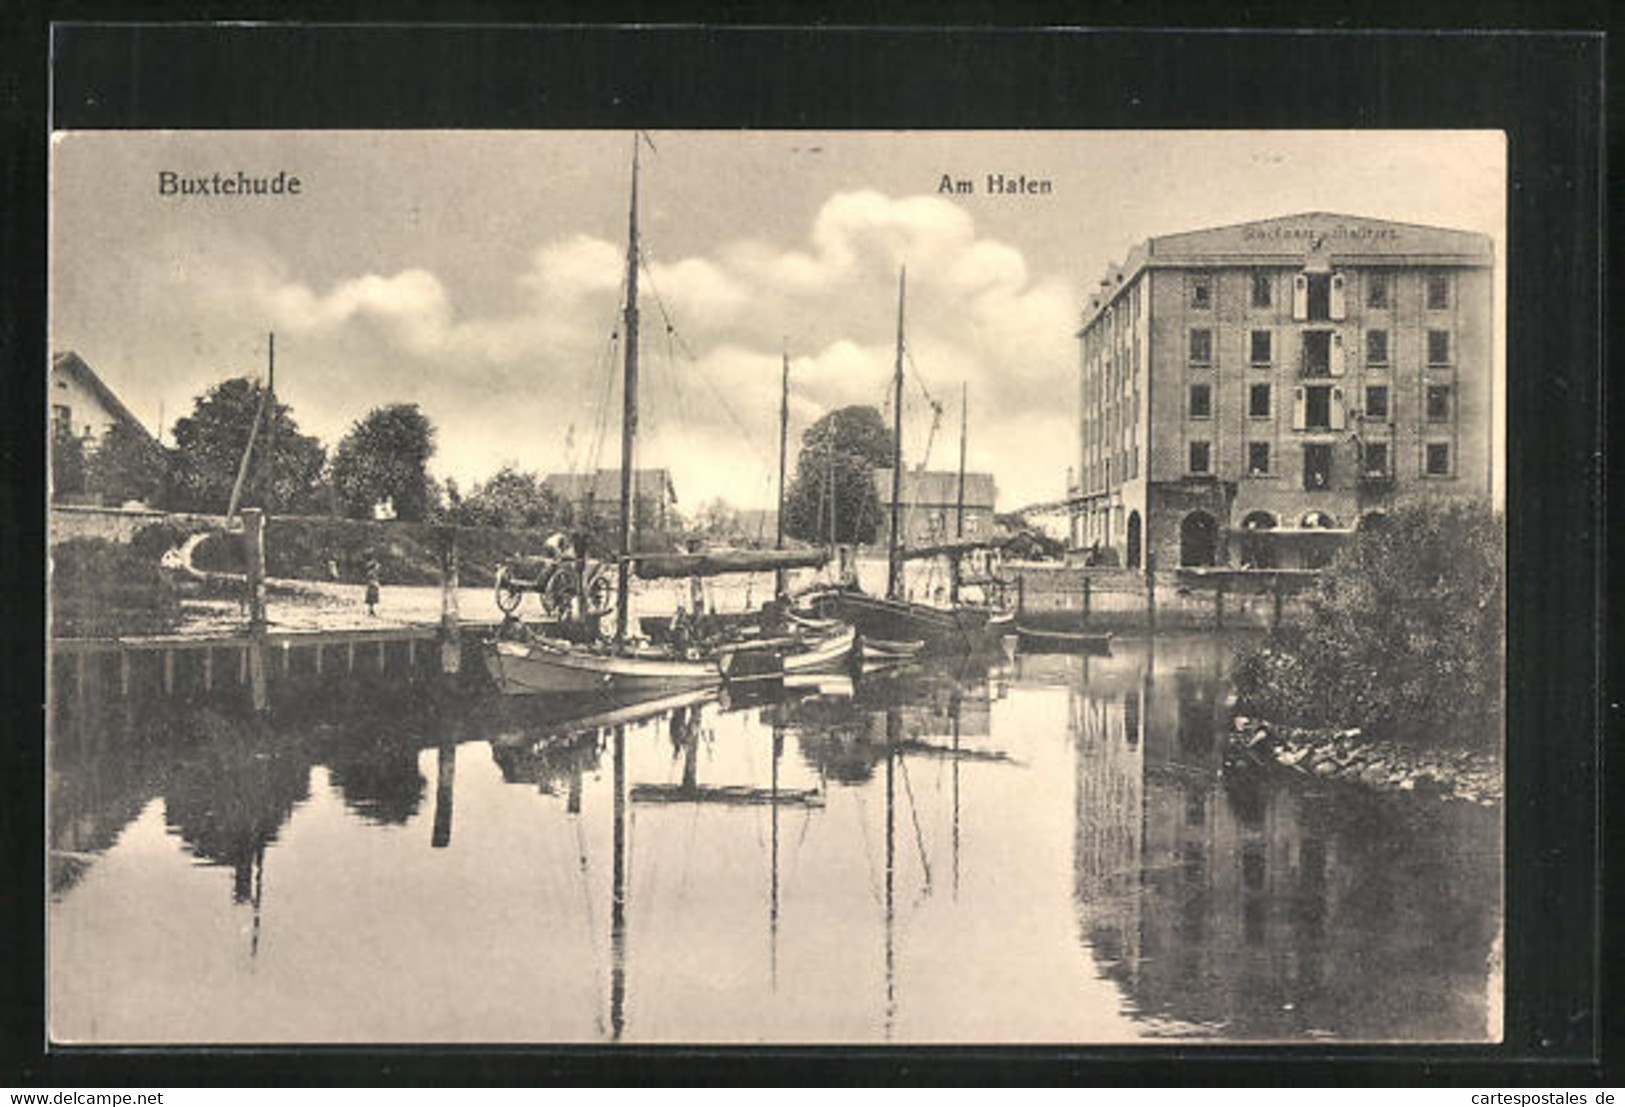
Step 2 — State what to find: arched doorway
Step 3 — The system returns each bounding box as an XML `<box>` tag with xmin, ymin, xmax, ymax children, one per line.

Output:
<box><xmin>1179</xmin><ymin>511</ymin><xmax>1218</xmax><ymax>567</ymax></box>
<box><xmin>1126</xmin><ymin>511</ymin><xmax>1142</xmax><ymax>570</ymax></box>
<box><xmin>1238</xmin><ymin>510</ymin><xmax>1277</xmax><ymax>569</ymax></box>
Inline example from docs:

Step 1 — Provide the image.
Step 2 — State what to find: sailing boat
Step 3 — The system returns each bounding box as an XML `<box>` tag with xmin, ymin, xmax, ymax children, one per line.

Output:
<box><xmin>805</xmin><ymin>268</ymin><xmax>1014</xmax><ymax>653</ymax></box>
<box><xmin>483</xmin><ymin>139</ymin><xmax>853</xmax><ymax>697</ymax></box>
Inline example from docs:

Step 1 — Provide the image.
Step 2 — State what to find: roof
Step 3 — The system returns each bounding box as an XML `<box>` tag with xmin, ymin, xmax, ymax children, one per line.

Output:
<box><xmin>1080</xmin><ymin>211</ymin><xmax>1495</xmax><ymax>330</ymax></box>
<box><xmin>50</xmin><ymin>351</ymin><xmax>161</xmax><ymax>448</ymax></box>
<box><xmin>872</xmin><ymin>468</ymin><xmax>996</xmax><ymax>508</ymax></box>
<box><xmin>543</xmin><ymin>468</ymin><xmax>678</xmax><ymax>504</ymax></box>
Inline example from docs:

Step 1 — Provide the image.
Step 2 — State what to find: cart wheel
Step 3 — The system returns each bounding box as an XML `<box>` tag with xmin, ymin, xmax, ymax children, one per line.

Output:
<box><xmin>583</xmin><ymin>565</ymin><xmax>616</xmax><ymax>616</ymax></box>
<box><xmin>494</xmin><ymin>565</ymin><xmax>524</xmax><ymax>614</ymax></box>
<box><xmin>542</xmin><ymin>564</ymin><xmax>579</xmax><ymax>617</ymax></box>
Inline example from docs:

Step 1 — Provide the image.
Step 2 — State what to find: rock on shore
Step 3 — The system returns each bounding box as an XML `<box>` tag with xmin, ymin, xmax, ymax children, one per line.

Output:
<box><xmin>1225</xmin><ymin>716</ymin><xmax>1501</xmax><ymax>807</ymax></box>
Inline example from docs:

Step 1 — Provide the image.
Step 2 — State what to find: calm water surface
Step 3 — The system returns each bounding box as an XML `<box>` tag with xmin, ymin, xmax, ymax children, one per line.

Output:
<box><xmin>48</xmin><ymin>634</ymin><xmax>1499</xmax><ymax>1043</ymax></box>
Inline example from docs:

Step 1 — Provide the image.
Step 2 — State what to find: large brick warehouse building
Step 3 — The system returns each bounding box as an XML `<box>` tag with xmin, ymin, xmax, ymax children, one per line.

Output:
<box><xmin>1071</xmin><ymin>212</ymin><xmax>1494</xmax><ymax>571</ymax></box>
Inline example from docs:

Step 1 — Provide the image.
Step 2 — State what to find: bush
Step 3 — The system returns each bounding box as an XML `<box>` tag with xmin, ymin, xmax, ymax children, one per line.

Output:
<box><xmin>52</xmin><ymin>538</ymin><xmax>180</xmax><ymax>636</ymax></box>
<box><xmin>1231</xmin><ymin>500</ymin><xmax>1503</xmax><ymax>748</ymax></box>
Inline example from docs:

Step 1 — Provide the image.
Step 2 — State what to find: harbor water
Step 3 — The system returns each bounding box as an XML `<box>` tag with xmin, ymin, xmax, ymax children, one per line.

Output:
<box><xmin>47</xmin><ymin>632</ymin><xmax>1500</xmax><ymax>1044</ymax></box>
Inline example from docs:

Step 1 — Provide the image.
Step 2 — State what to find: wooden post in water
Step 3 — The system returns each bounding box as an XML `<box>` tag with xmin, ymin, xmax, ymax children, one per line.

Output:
<box><xmin>439</xmin><ymin>527</ymin><xmax>461</xmax><ymax>675</ymax></box>
<box><xmin>1016</xmin><ymin>572</ymin><xmax>1026</xmax><ymax>619</ymax></box>
<box><xmin>1215</xmin><ymin>577</ymin><xmax>1226</xmax><ymax>630</ymax></box>
<box><xmin>1272</xmin><ymin>572</ymin><xmax>1284</xmax><ymax>630</ymax></box>
<box><xmin>1081</xmin><ymin>573</ymin><xmax>1092</xmax><ymax>628</ymax></box>
<box><xmin>431</xmin><ymin>737</ymin><xmax>457</xmax><ymax>849</ymax></box>
<box><xmin>1145</xmin><ymin>550</ymin><xmax>1157</xmax><ymax>633</ymax></box>
<box><xmin>243</xmin><ymin>508</ymin><xmax>269</xmax><ymax>712</ymax></box>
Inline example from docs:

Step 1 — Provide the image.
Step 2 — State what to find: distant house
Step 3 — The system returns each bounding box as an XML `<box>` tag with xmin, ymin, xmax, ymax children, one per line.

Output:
<box><xmin>870</xmin><ymin>469</ymin><xmax>997</xmax><ymax>549</ymax></box>
<box><xmin>51</xmin><ymin>351</ymin><xmax>159</xmax><ymax>452</ymax></box>
<box><xmin>50</xmin><ymin>351</ymin><xmax>163</xmax><ymax>505</ymax></box>
<box><xmin>542</xmin><ymin>468</ymin><xmax>680</xmax><ymax>534</ymax></box>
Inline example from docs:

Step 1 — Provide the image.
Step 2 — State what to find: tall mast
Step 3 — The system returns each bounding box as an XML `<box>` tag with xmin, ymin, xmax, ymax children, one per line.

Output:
<box><xmin>263</xmin><ymin>331</ymin><xmax>275</xmax><ymax>510</ymax></box>
<box><xmin>951</xmin><ymin>381</ymin><xmax>967</xmax><ymax>604</ymax></box>
<box><xmin>614</xmin><ymin>138</ymin><xmax>642</xmax><ymax>644</ymax></box>
<box><xmin>887</xmin><ymin>267</ymin><xmax>906</xmax><ymax>602</ymax></box>
<box><xmin>825</xmin><ymin>431</ymin><xmax>836</xmax><ymax>547</ymax></box>
<box><xmin>774</xmin><ymin>345</ymin><xmax>790</xmax><ymax>599</ymax></box>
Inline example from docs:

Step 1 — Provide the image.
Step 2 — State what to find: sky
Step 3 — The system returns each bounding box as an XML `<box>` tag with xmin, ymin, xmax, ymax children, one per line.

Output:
<box><xmin>50</xmin><ymin>130</ymin><xmax>1505</xmax><ymax>512</ymax></box>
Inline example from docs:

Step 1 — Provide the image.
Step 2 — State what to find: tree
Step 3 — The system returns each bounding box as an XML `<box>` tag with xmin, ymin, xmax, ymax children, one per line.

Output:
<box><xmin>1231</xmin><ymin>500</ymin><xmax>1504</xmax><ymax>747</ymax></box>
<box><xmin>450</xmin><ymin>465</ymin><xmax>564</xmax><ymax>530</ymax></box>
<box><xmin>782</xmin><ymin>405</ymin><xmax>894</xmax><ymax>545</ymax></box>
<box><xmin>165</xmin><ymin>377</ymin><xmax>327</xmax><ymax>515</ymax></box>
<box><xmin>86</xmin><ymin>423</ymin><xmax>167</xmax><ymax>507</ymax></box>
<box><xmin>330</xmin><ymin>404</ymin><xmax>436</xmax><ymax>522</ymax></box>
<box><xmin>50</xmin><ymin>429</ymin><xmax>86</xmax><ymax>502</ymax></box>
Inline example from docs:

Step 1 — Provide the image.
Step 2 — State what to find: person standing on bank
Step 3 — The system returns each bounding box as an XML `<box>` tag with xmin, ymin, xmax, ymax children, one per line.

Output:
<box><xmin>364</xmin><ymin>559</ymin><xmax>381</xmax><ymax>617</ymax></box>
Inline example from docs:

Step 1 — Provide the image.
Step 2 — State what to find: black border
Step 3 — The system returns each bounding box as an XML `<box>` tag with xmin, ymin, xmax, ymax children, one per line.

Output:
<box><xmin>3</xmin><ymin>17</ymin><xmax>1612</xmax><ymax>1087</ymax></box>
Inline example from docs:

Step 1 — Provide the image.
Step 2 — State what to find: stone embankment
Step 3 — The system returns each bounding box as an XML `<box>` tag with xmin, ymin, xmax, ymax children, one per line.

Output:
<box><xmin>1225</xmin><ymin>716</ymin><xmax>1501</xmax><ymax>807</ymax></box>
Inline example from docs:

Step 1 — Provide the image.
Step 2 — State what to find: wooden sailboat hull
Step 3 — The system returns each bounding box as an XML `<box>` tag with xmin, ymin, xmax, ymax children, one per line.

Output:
<box><xmin>1014</xmin><ymin>624</ymin><xmax>1113</xmax><ymax>655</ymax></box>
<box><xmin>485</xmin><ymin>638</ymin><xmax>721</xmax><ymax>696</ymax></box>
<box><xmin>483</xmin><ymin>625</ymin><xmax>856</xmax><ymax>696</ymax></box>
<box><xmin>806</xmin><ymin>589</ymin><xmax>1011</xmax><ymax>653</ymax></box>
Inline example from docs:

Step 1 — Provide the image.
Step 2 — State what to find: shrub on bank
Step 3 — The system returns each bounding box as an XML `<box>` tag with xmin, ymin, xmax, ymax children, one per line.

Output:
<box><xmin>1231</xmin><ymin>500</ymin><xmax>1503</xmax><ymax>749</ymax></box>
<box><xmin>52</xmin><ymin>537</ymin><xmax>180</xmax><ymax>636</ymax></box>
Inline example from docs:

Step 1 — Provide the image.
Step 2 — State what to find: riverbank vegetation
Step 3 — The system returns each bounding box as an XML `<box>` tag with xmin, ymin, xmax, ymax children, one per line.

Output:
<box><xmin>1231</xmin><ymin>501</ymin><xmax>1503</xmax><ymax>749</ymax></box>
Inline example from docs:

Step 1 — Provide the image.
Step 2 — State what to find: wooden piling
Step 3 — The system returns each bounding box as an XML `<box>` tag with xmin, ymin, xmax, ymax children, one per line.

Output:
<box><xmin>119</xmin><ymin>652</ymin><xmax>130</xmax><ymax>698</ymax></box>
<box><xmin>1081</xmin><ymin>574</ymin><xmax>1092</xmax><ymax>627</ymax></box>
<box><xmin>1017</xmin><ymin>573</ymin><xmax>1026</xmax><ymax>618</ymax></box>
<box><xmin>243</xmin><ymin>508</ymin><xmax>270</xmax><ymax>712</ymax></box>
<box><xmin>203</xmin><ymin>648</ymin><xmax>213</xmax><ymax>692</ymax></box>
<box><xmin>1145</xmin><ymin>552</ymin><xmax>1157</xmax><ymax>633</ymax></box>
<box><xmin>314</xmin><ymin>644</ymin><xmax>323</xmax><ymax>675</ymax></box>
<box><xmin>281</xmin><ymin>642</ymin><xmax>291</xmax><ymax>676</ymax></box>
<box><xmin>440</xmin><ymin>528</ymin><xmax>462</xmax><ymax>675</ymax></box>
<box><xmin>163</xmin><ymin>649</ymin><xmax>175</xmax><ymax>697</ymax></box>
<box><xmin>1215</xmin><ymin>579</ymin><xmax>1226</xmax><ymax>629</ymax></box>
<box><xmin>1272</xmin><ymin>573</ymin><xmax>1284</xmax><ymax>630</ymax></box>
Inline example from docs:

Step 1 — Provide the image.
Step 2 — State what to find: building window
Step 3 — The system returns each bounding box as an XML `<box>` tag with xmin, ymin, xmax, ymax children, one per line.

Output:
<box><xmin>1188</xmin><ymin>383</ymin><xmax>1212</xmax><ymax>419</ymax></box>
<box><xmin>1189</xmin><ymin>440</ymin><xmax>1211</xmax><ymax>474</ymax></box>
<box><xmin>1189</xmin><ymin>274</ymin><xmax>1212</xmax><ymax>309</ymax></box>
<box><xmin>1427</xmin><ymin>384</ymin><xmax>1452</xmax><ymax>423</ymax></box>
<box><xmin>1304</xmin><ymin>443</ymin><xmax>1333</xmax><ymax>490</ymax></box>
<box><xmin>1251</xmin><ymin>271</ymin><xmax>1272</xmax><ymax>309</ymax></box>
<box><xmin>1248</xmin><ymin>441</ymin><xmax>1271</xmax><ymax>475</ymax></box>
<box><xmin>1305</xmin><ymin>384</ymin><xmax>1333</xmax><ymax>429</ymax></box>
<box><xmin>1427</xmin><ymin>329</ymin><xmax>1452</xmax><ymax>365</ymax></box>
<box><xmin>1363</xmin><ymin>442</ymin><xmax>1389</xmax><ymax>476</ymax></box>
<box><xmin>1365</xmin><ymin>384</ymin><xmax>1389</xmax><ymax>421</ymax></box>
<box><xmin>1189</xmin><ymin>328</ymin><xmax>1212</xmax><ymax>365</ymax></box>
<box><xmin>1250</xmin><ymin>329</ymin><xmax>1272</xmax><ymax>365</ymax></box>
<box><xmin>1426</xmin><ymin>442</ymin><xmax>1452</xmax><ymax>476</ymax></box>
<box><xmin>1367</xmin><ymin>272</ymin><xmax>1390</xmax><ymax>309</ymax></box>
<box><xmin>52</xmin><ymin>404</ymin><xmax>73</xmax><ymax>439</ymax></box>
<box><xmin>1426</xmin><ymin>272</ymin><xmax>1451</xmax><ymax>310</ymax></box>
<box><xmin>1366</xmin><ymin>328</ymin><xmax>1389</xmax><ymax>366</ymax></box>
<box><xmin>1302</xmin><ymin>330</ymin><xmax>1331</xmax><ymax>376</ymax></box>
<box><xmin>1249</xmin><ymin>383</ymin><xmax>1271</xmax><ymax>418</ymax></box>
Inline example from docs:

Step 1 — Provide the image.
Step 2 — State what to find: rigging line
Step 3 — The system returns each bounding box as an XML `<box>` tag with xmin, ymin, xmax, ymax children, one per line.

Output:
<box><xmin>638</xmin><ymin>259</ymin><xmax>777</xmax><ymax>471</ymax></box>
<box><xmin>851</xmin><ymin>789</ymin><xmax>885</xmax><ymax>909</ymax></box>
<box><xmin>898</xmin><ymin>756</ymin><xmax>934</xmax><ymax>892</ymax></box>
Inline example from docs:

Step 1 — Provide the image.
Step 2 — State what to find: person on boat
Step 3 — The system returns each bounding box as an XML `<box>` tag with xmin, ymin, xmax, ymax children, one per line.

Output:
<box><xmin>759</xmin><ymin>595</ymin><xmax>790</xmax><ymax>637</ymax></box>
<box><xmin>364</xmin><ymin>559</ymin><xmax>381</xmax><ymax>616</ymax></box>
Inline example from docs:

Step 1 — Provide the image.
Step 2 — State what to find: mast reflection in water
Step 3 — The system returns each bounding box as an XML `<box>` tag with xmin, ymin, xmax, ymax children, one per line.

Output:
<box><xmin>48</xmin><ymin>636</ymin><xmax>1499</xmax><ymax>1043</ymax></box>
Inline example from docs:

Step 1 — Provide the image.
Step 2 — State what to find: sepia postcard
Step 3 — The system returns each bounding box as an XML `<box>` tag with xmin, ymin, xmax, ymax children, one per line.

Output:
<box><xmin>46</xmin><ymin>128</ymin><xmax>1508</xmax><ymax>1046</ymax></box>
